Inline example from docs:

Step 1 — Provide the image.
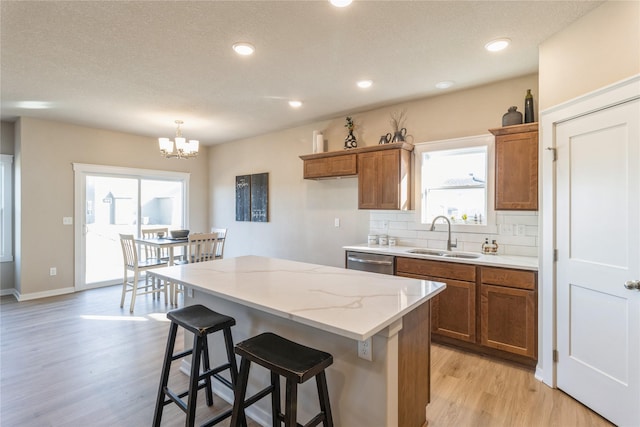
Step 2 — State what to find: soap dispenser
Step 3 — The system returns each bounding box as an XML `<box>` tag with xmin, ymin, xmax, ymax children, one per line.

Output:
<box><xmin>491</xmin><ymin>240</ymin><xmax>499</xmax><ymax>255</ymax></box>
<box><xmin>482</xmin><ymin>238</ymin><xmax>490</xmax><ymax>255</ymax></box>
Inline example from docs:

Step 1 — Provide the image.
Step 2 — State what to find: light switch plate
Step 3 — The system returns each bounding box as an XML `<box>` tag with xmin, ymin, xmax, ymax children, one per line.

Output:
<box><xmin>501</xmin><ymin>224</ymin><xmax>513</xmax><ymax>235</ymax></box>
<box><xmin>63</xmin><ymin>217</ymin><xmax>73</xmax><ymax>225</ymax></box>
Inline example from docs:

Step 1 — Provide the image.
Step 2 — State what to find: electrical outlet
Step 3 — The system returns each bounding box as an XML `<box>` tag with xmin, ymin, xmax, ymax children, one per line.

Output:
<box><xmin>501</xmin><ymin>224</ymin><xmax>514</xmax><ymax>235</ymax></box>
<box><xmin>334</xmin><ymin>218</ymin><xmax>340</xmax><ymax>228</ymax></box>
<box><xmin>516</xmin><ymin>224</ymin><xmax>526</xmax><ymax>236</ymax></box>
<box><xmin>357</xmin><ymin>337</ymin><xmax>373</xmax><ymax>361</ymax></box>
<box><xmin>382</xmin><ymin>220</ymin><xmax>389</xmax><ymax>230</ymax></box>
<box><xmin>49</xmin><ymin>267</ymin><xmax>57</xmax><ymax>276</ymax></box>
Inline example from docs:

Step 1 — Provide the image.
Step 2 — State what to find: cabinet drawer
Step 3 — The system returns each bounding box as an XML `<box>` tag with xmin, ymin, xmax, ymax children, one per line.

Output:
<box><xmin>480</xmin><ymin>267</ymin><xmax>536</xmax><ymax>290</ymax></box>
<box><xmin>396</xmin><ymin>257</ymin><xmax>476</xmax><ymax>282</ymax></box>
<box><xmin>303</xmin><ymin>154</ymin><xmax>357</xmax><ymax>179</ymax></box>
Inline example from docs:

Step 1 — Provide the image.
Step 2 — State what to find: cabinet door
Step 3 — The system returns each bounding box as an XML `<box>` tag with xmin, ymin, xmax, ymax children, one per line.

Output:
<box><xmin>480</xmin><ymin>284</ymin><xmax>536</xmax><ymax>358</ymax></box>
<box><xmin>303</xmin><ymin>154</ymin><xmax>357</xmax><ymax>179</ymax></box>
<box><xmin>495</xmin><ymin>130</ymin><xmax>538</xmax><ymax>210</ymax></box>
<box><xmin>377</xmin><ymin>150</ymin><xmax>401</xmax><ymax>209</ymax></box>
<box><xmin>357</xmin><ymin>151</ymin><xmax>379</xmax><ymax>209</ymax></box>
<box><xmin>430</xmin><ymin>277</ymin><xmax>476</xmax><ymax>342</ymax></box>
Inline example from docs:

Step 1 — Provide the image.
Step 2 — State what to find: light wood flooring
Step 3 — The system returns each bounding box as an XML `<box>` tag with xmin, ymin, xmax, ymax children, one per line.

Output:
<box><xmin>1</xmin><ymin>285</ymin><xmax>613</xmax><ymax>427</ymax></box>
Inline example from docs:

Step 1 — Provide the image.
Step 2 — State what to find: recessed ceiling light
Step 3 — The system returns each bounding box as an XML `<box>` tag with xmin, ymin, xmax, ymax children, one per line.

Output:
<box><xmin>17</xmin><ymin>100</ymin><xmax>52</xmax><ymax>109</ymax></box>
<box><xmin>232</xmin><ymin>42</ymin><xmax>255</xmax><ymax>56</ymax></box>
<box><xmin>329</xmin><ymin>0</ymin><xmax>352</xmax><ymax>7</ymax></box>
<box><xmin>288</xmin><ymin>100</ymin><xmax>303</xmax><ymax>108</ymax></box>
<box><xmin>485</xmin><ymin>38</ymin><xmax>510</xmax><ymax>52</ymax></box>
<box><xmin>357</xmin><ymin>80</ymin><xmax>373</xmax><ymax>89</ymax></box>
<box><xmin>435</xmin><ymin>81</ymin><xmax>455</xmax><ymax>89</ymax></box>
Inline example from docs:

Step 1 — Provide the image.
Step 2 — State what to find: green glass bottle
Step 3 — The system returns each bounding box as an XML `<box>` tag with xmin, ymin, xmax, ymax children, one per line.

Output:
<box><xmin>524</xmin><ymin>89</ymin><xmax>534</xmax><ymax>123</ymax></box>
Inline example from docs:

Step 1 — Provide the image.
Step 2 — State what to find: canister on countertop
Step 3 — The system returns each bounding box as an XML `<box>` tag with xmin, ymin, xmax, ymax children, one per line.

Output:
<box><xmin>378</xmin><ymin>235</ymin><xmax>388</xmax><ymax>246</ymax></box>
<box><xmin>388</xmin><ymin>237</ymin><xmax>397</xmax><ymax>246</ymax></box>
<box><xmin>367</xmin><ymin>234</ymin><xmax>378</xmax><ymax>246</ymax></box>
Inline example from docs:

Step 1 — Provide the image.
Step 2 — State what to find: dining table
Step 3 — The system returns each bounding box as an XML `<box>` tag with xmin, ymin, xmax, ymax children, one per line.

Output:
<box><xmin>136</xmin><ymin>236</ymin><xmax>189</xmax><ymax>265</ymax></box>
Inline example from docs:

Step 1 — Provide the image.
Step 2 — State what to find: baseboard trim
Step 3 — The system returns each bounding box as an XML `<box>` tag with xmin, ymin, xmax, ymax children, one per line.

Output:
<box><xmin>15</xmin><ymin>286</ymin><xmax>75</xmax><ymax>301</ymax></box>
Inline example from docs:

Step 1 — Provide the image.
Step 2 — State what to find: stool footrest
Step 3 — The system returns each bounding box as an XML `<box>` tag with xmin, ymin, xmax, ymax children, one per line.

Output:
<box><xmin>241</xmin><ymin>384</ymin><xmax>275</xmax><ymax>409</ymax></box>
<box><xmin>163</xmin><ymin>386</ymin><xmax>188</xmax><ymax>413</ymax></box>
<box><xmin>172</xmin><ymin>348</ymin><xmax>193</xmax><ymax>361</ymax></box>
<box><xmin>200</xmin><ymin>408</ymin><xmax>233</xmax><ymax>427</ymax></box>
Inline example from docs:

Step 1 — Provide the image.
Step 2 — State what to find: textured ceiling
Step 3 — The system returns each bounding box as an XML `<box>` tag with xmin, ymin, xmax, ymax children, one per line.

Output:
<box><xmin>1</xmin><ymin>1</ymin><xmax>602</xmax><ymax>145</ymax></box>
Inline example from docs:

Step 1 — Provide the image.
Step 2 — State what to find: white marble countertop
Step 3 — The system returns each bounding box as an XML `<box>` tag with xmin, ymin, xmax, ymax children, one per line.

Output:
<box><xmin>147</xmin><ymin>255</ymin><xmax>446</xmax><ymax>341</ymax></box>
<box><xmin>344</xmin><ymin>244</ymin><xmax>539</xmax><ymax>271</ymax></box>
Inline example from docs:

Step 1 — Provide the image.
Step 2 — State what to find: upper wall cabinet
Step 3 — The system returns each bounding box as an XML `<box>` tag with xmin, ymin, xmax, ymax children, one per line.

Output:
<box><xmin>300</xmin><ymin>142</ymin><xmax>413</xmax><ymax>210</ymax></box>
<box><xmin>489</xmin><ymin>123</ymin><xmax>539</xmax><ymax>210</ymax></box>
<box><xmin>301</xmin><ymin>152</ymin><xmax>357</xmax><ymax>179</ymax></box>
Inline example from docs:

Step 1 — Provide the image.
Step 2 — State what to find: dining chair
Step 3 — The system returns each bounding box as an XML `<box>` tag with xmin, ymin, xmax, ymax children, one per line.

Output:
<box><xmin>141</xmin><ymin>227</ymin><xmax>170</xmax><ymax>261</ymax></box>
<box><xmin>172</xmin><ymin>232</ymin><xmax>220</xmax><ymax>305</ymax></box>
<box><xmin>210</xmin><ymin>227</ymin><xmax>228</xmax><ymax>259</ymax></box>
<box><xmin>119</xmin><ymin>234</ymin><xmax>168</xmax><ymax>312</ymax></box>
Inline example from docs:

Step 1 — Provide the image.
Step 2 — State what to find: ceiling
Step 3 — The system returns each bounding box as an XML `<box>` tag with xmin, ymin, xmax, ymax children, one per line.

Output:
<box><xmin>1</xmin><ymin>1</ymin><xmax>602</xmax><ymax>145</ymax></box>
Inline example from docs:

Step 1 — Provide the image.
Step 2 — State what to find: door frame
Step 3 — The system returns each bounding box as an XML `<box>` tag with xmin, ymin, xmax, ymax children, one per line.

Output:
<box><xmin>539</xmin><ymin>74</ymin><xmax>640</xmax><ymax>387</ymax></box>
<box><xmin>72</xmin><ymin>163</ymin><xmax>190</xmax><ymax>291</ymax></box>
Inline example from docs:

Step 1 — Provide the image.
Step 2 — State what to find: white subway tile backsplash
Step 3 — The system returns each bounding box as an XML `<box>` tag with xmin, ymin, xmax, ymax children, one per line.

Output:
<box><xmin>369</xmin><ymin>210</ymin><xmax>538</xmax><ymax>256</ymax></box>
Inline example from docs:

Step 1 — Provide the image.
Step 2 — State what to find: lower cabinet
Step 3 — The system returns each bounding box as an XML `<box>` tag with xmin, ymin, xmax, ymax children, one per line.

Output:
<box><xmin>396</xmin><ymin>257</ymin><xmax>537</xmax><ymax>365</ymax></box>
<box><xmin>480</xmin><ymin>266</ymin><xmax>537</xmax><ymax>359</ymax></box>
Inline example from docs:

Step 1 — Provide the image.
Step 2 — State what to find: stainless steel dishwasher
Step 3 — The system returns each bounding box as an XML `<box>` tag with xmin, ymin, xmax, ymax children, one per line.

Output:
<box><xmin>346</xmin><ymin>251</ymin><xmax>395</xmax><ymax>275</ymax></box>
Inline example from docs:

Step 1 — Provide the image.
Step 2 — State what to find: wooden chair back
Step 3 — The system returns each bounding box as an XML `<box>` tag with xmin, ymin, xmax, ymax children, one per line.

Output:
<box><xmin>187</xmin><ymin>232</ymin><xmax>219</xmax><ymax>263</ymax></box>
<box><xmin>210</xmin><ymin>227</ymin><xmax>228</xmax><ymax>259</ymax></box>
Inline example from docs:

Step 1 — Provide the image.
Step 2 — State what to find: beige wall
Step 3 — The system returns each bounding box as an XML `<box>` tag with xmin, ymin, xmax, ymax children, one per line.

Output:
<box><xmin>14</xmin><ymin>117</ymin><xmax>209</xmax><ymax>298</ymax></box>
<box><xmin>1</xmin><ymin>121</ymin><xmax>16</xmax><ymax>292</ymax></box>
<box><xmin>539</xmin><ymin>0</ymin><xmax>640</xmax><ymax>110</ymax></box>
<box><xmin>210</xmin><ymin>74</ymin><xmax>539</xmax><ymax>268</ymax></box>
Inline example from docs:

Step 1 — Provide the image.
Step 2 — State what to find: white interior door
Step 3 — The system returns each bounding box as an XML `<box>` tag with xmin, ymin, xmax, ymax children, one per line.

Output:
<box><xmin>556</xmin><ymin>98</ymin><xmax>640</xmax><ymax>426</ymax></box>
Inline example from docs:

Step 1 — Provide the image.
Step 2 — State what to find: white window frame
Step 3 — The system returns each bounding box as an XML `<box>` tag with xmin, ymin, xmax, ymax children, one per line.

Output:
<box><xmin>72</xmin><ymin>163</ymin><xmax>190</xmax><ymax>290</ymax></box>
<box><xmin>413</xmin><ymin>134</ymin><xmax>498</xmax><ymax>234</ymax></box>
<box><xmin>1</xmin><ymin>154</ymin><xmax>13</xmax><ymax>262</ymax></box>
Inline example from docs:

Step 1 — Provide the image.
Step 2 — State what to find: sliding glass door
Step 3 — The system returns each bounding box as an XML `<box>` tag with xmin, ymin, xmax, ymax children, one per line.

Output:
<box><xmin>74</xmin><ymin>164</ymin><xmax>189</xmax><ymax>290</ymax></box>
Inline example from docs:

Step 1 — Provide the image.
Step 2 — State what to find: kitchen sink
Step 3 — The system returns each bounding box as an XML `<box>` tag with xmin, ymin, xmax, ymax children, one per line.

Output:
<box><xmin>441</xmin><ymin>253</ymin><xmax>481</xmax><ymax>259</ymax></box>
<box><xmin>406</xmin><ymin>249</ymin><xmax>481</xmax><ymax>259</ymax></box>
<box><xmin>407</xmin><ymin>249</ymin><xmax>447</xmax><ymax>256</ymax></box>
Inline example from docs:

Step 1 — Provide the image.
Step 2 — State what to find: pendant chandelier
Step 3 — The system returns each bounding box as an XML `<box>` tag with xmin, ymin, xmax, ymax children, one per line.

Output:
<box><xmin>158</xmin><ymin>120</ymin><xmax>199</xmax><ymax>159</ymax></box>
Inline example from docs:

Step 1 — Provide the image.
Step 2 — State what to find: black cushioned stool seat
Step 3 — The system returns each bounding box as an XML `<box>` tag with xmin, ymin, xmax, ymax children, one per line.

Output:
<box><xmin>230</xmin><ymin>332</ymin><xmax>334</xmax><ymax>427</ymax></box>
<box><xmin>153</xmin><ymin>304</ymin><xmax>245</xmax><ymax>427</ymax></box>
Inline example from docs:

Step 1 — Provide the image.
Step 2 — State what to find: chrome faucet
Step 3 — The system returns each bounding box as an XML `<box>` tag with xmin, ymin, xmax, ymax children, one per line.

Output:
<box><xmin>430</xmin><ymin>215</ymin><xmax>457</xmax><ymax>251</ymax></box>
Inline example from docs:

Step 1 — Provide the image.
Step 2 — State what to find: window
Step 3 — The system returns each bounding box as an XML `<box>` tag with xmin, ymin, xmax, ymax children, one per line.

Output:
<box><xmin>1</xmin><ymin>154</ymin><xmax>13</xmax><ymax>262</ymax></box>
<box><xmin>416</xmin><ymin>134</ymin><xmax>494</xmax><ymax>227</ymax></box>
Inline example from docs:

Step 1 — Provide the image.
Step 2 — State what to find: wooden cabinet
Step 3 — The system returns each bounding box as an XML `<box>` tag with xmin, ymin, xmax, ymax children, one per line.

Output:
<box><xmin>301</xmin><ymin>153</ymin><xmax>357</xmax><ymax>179</ymax></box>
<box><xmin>396</xmin><ymin>257</ymin><xmax>476</xmax><ymax>343</ymax></box>
<box><xmin>490</xmin><ymin>123</ymin><xmax>538</xmax><ymax>210</ymax></box>
<box><xmin>358</xmin><ymin>148</ymin><xmax>411</xmax><ymax>210</ymax></box>
<box><xmin>396</xmin><ymin>256</ymin><xmax>538</xmax><ymax>364</ymax></box>
<box><xmin>300</xmin><ymin>142</ymin><xmax>413</xmax><ymax>210</ymax></box>
<box><xmin>480</xmin><ymin>266</ymin><xmax>537</xmax><ymax>359</ymax></box>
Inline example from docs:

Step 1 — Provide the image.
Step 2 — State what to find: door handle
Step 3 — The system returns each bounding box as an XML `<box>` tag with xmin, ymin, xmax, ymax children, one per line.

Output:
<box><xmin>624</xmin><ymin>280</ymin><xmax>640</xmax><ymax>290</ymax></box>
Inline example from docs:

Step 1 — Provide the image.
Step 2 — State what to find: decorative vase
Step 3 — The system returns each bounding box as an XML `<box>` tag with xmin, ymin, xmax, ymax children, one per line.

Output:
<box><xmin>344</xmin><ymin>130</ymin><xmax>357</xmax><ymax>149</ymax></box>
<box><xmin>502</xmin><ymin>106</ymin><xmax>523</xmax><ymax>126</ymax></box>
<box><xmin>524</xmin><ymin>89</ymin><xmax>534</xmax><ymax>123</ymax></box>
<box><xmin>391</xmin><ymin>128</ymin><xmax>407</xmax><ymax>142</ymax></box>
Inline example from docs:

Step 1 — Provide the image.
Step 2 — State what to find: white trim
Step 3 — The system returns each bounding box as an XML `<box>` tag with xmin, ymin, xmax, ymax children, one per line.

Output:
<box><xmin>73</xmin><ymin>163</ymin><xmax>191</xmax><ymax>291</ymax></box>
<box><xmin>15</xmin><ymin>286</ymin><xmax>75</xmax><ymax>301</ymax></box>
<box><xmin>413</xmin><ymin>134</ymin><xmax>497</xmax><ymax>234</ymax></box>
<box><xmin>539</xmin><ymin>74</ymin><xmax>640</xmax><ymax>387</ymax></box>
<box><xmin>0</xmin><ymin>154</ymin><xmax>14</xmax><ymax>262</ymax></box>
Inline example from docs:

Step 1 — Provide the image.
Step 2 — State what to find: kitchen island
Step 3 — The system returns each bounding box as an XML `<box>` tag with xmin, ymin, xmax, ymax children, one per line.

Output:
<box><xmin>148</xmin><ymin>255</ymin><xmax>445</xmax><ymax>427</ymax></box>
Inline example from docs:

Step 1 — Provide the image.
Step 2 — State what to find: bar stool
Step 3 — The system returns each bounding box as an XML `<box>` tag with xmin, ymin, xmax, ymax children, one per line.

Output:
<box><xmin>153</xmin><ymin>304</ymin><xmax>244</xmax><ymax>427</ymax></box>
<box><xmin>230</xmin><ymin>332</ymin><xmax>334</xmax><ymax>427</ymax></box>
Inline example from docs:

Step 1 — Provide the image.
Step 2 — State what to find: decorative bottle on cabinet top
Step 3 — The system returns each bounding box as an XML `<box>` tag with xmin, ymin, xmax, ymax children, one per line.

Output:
<box><xmin>524</xmin><ymin>89</ymin><xmax>534</xmax><ymax>123</ymax></box>
<box><xmin>502</xmin><ymin>106</ymin><xmax>523</xmax><ymax>126</ymax></box>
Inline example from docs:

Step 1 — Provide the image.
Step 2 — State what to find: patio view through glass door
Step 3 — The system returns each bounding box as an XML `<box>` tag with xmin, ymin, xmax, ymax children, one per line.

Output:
<box><xmin>74</xmin><ymin>164</ymin><xmax>189</xmax><ymax>291</ymax></box>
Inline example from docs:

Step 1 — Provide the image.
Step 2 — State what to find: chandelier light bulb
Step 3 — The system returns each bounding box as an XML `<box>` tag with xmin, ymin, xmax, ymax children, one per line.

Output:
<box><xmin>158</xmin><ymin>120</ymin><xmax>199</xmax><ymax>159</ymax></box>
